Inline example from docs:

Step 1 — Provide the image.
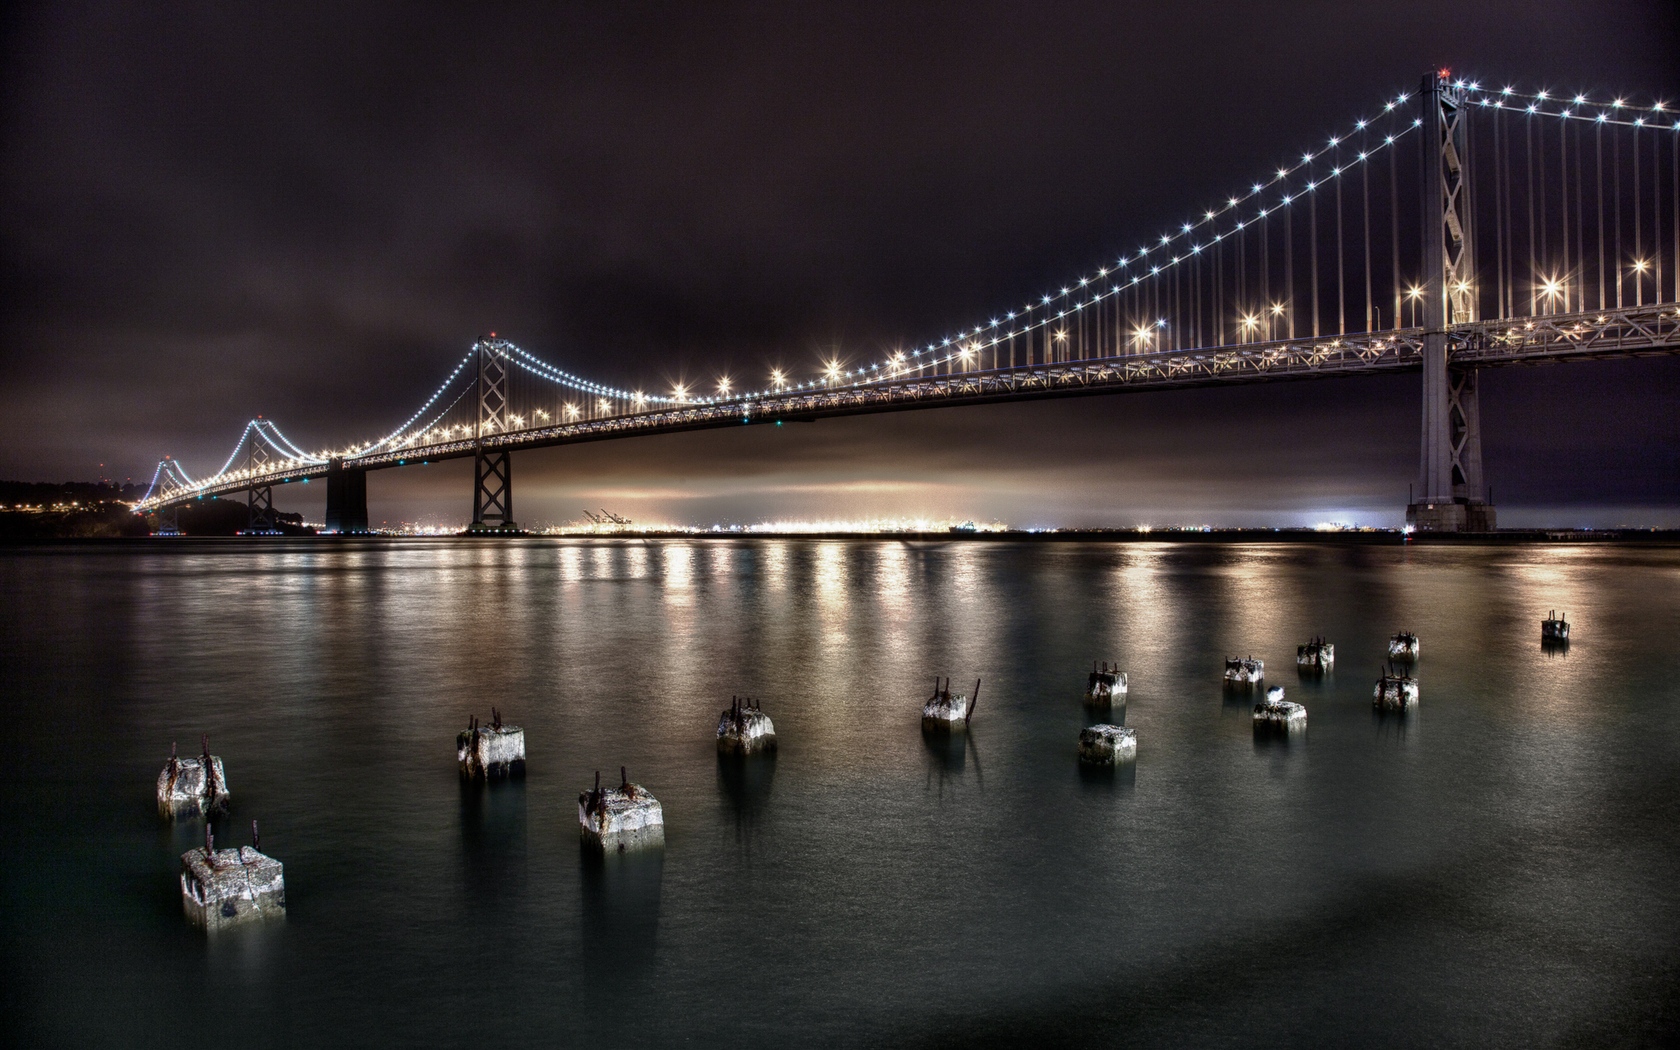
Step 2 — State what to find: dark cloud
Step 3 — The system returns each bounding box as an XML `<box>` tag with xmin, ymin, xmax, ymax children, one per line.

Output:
<box><xmin>3</xmin><ymin>1</ymin><xmax>1677</xmax><ymax>524</ymax></box>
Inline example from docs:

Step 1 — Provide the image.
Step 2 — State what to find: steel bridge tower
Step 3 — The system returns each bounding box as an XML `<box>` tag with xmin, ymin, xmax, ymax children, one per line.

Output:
<box><xmin>1408</xmin><ymin>71</ymin><xmax>1495</xmax><ymax>533</ymax></box>
<box><xmin>246</xmin><ymin>436</ymin><xmax>278</xmax><ymax>534</ymax></box>
<box><xmin>467</xmin><ymin>338</ymin><xmax>520</xmax><ymax>533</ymax></box>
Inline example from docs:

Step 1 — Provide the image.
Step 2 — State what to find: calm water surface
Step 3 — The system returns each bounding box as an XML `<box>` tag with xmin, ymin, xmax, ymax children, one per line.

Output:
<box><xmin>2</xmin><ymin>539</ymin><xmax>1678</xmax><ymax>1047</ymax></box>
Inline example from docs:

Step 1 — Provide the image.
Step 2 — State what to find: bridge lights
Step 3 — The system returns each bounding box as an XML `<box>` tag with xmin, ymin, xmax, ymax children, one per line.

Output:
<box><xmin>1405</xmin><ymin>285</ymin><xmax>1425</xmax><ymax>326</ymax></box>
<box><xmin>632</xmin><ymin>391</ymin><xmax>647</xmax><ymax>409</ymax></box>
<box><xmin>770</xmin><ymin>368</ymin><xmax>786</xmax><ymax>390</ymax></box>
<box><xmin>565</xmin><ymin>403</ymin><xmax>579</xmax><ymax>420</ymax></box>
<box><xmin>1539</xmin><ymin>276</ymin><xmax>1566</xmax><ymax>313</ymax></box>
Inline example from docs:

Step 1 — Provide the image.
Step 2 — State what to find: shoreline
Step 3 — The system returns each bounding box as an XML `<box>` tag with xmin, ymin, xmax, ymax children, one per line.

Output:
<box><xmin>5</xmin><ymin>528</ymin><xmax>1679</xmax><ymax>546</ymax></box>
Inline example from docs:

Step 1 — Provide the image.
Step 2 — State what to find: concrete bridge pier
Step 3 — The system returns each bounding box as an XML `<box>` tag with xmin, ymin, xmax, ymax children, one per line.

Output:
<box><xmin>324</xmin><ymin>458</ymin><xmax>370</xmax><ymax>534</ymax></box>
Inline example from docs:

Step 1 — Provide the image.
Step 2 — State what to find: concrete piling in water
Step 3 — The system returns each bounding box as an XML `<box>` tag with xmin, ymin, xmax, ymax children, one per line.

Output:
<box><xmin>1542</xmin><ymin>611</ymin><xmax>1570</xmax><ymax>645</ymax></box>
<box><xmin>179</xmin><ymin>819</ymin><xmax>285</xmax><ymax>930</ymax></box>
<box><xmin>578</xmin><ymin>767</ymin><xmax>665</xmax><ymax>852</ymax></box>
<box><xmin>1373</xmin><ymin>664</ymin><xmax>1420</xmax><ymax>711</ymax></box>
<box><xmin>921</xmin><ymin>677</ymin><xmax>979</xmax><ymax>732</ymax></box>
<box><xmin>156</xmin><ymin>734</ymin><xmax>230</xmax><ymax>819</ymax></box>
<box><xmin>1077</xmin><ymin>724</ymin><xmax>1137</xmax><ymax>765</ymax></box>
<box><xmin>458</xmin><ymin>708</ymin><xmax>526</xmax><ymax>779</ymax></box>
<box><xmin>717</xmin><ymin>696</ymin><xmax>776</xmax><ymax>755</ymax></box>
<box><xmin>1223</xmin><ymin>656</ymin><xmax>1264</xmax><ymax>688</ymax></box>
<box><xmin>1253</xmin><ymin>685</ymin><xmax>1307</xmax><ymax>733</ymax></box>
<box><xmin>1388</xmin><ymin>631</ymin><xmax>1420</xmax><ymax>661</ymax></box>
<box><xmin>1296</xmin><ymin>637</ymin><xmax>1334</xmax><ymax>675</ymax></box>
<box><xmin>1084</xmin><ymin>661</ymin><xmax>1128</xmax><ymax>708</ymax></box>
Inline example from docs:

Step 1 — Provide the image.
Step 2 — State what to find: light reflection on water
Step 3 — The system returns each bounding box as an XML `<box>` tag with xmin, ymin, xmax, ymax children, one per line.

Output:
<box><xmin>2</xmin><ymin>538</ymin><xmax>1678</xmax><ymax>1047</ymax></box>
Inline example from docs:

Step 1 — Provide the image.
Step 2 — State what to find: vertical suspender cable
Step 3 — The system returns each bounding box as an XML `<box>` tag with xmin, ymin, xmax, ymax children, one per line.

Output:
<box><xmin>1215</xmin><ymin>230</ymin><xmax>1223</xmax><ymax>345</ymax></box>
<box><xmin>1418</xmin><ymin>115</ymin><xmax>1428</xmax><ymax>326</ymax></box>
<box><xmin>1538</xmin><ymin>115</ymin><xmax>1548</xmax><ymax>291</ymax></box>
<box><xmin>1363</xmin><ymin>133</ymin><xmax>1372</xmax><ymax>332</ymax></box>
<box><xmin>1634</xmin><ymin>124</ymin><xmax>1643</xmax><ymax>306</ymax></box>
<box><xmin>1176</xmin><ymin>246</ymin><xmax>1189</xmax><ymax>349</ymax></box>
<box><xmin>1286</xmin><ymin>188</ymin><xmax>1295</xmax><ymax>339</ymax></box>
<box><xmin>1597</xmin><ymin>122</ymin><xmax>1606</xmax><ymax>310</ymax></box>
<box><xmin>1237</xmin><ymin>224</ymin><xmax>1246</xmax><ymax>335</ymax></box>
<box><xmin>1659</xmin><ymin>127</ymin><xmax>1673</xmax><ymax>302</ymax></box>
<box><xmin>1574</xmin><ymin>119</ymin><xmax>1585</xmax><ymax>311</ymax></box>
<box><xmin>1656</xmin><ymin>121</ymin><xmax>1665</xmax><ymax>304</ymax></box>
<box><xmin>1191</xmin><ymin>252</ymin><xmax>1199</xmax><ymax>350</ymax></box>
<box><xmin>1310</xmin><ymin>159</ymin><xmax>1320</xmax><ymax>337</ymax></box>
<box><xmin>1337</xmin><ymin>143</ymin><xmax>1346</xmax><ymax>334</ymax></box>
<box><xmin>1527</xmin><ymin>113</ymin><xmax>1537</xmax><ymax>313</ymax></box>
<box><xmin>1560</xmin><ymin>113</ymin><xmax>1570</xmax><ymax>310</ymax></box>
<box><xmin>1498</xmin><ymin>107</ymin><xmax>1512</xmax><ymax>319</ymax></box>
<box><xmin>1615</xmin><ymin>123</ymin><xmax>1623</xmax><ymax>308</ymax></box>
<box><xmin>1391</xmin><ymin>128</ymin><xmax>1401</xmax><ymax>328</ymax></box>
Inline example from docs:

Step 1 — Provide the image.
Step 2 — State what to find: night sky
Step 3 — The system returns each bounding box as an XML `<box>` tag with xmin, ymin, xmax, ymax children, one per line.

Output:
<box><xmin>3</xmin><ymin>1</ymin><xmax>1677</xmax><ymax>527</ymax></box>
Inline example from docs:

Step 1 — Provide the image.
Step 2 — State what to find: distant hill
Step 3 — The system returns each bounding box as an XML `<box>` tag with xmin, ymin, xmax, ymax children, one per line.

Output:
<box><xmin>0</xmin><ymin>481</ymin><xmax>310</xmax><ymax>538</ymax></box>
<box><xmin>0</xmin><ymin>480</ymin><xmax>149</xmax><ymax>538</ymax></box>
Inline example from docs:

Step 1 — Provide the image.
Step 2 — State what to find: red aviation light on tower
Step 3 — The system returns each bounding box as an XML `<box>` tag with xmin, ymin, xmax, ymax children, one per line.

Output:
<box><xmin>1437</xmin><ymin>67</ymin><xmax>1451</xmax><ymax>80</ymax></box>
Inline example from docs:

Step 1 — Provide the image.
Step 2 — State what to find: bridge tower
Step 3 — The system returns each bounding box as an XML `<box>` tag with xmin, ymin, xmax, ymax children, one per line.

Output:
<box><xmin>1408</xmin><ymin>71</ymin><xmax>1496</xmax><ymax>532</ymax></box>
<box><xmin>467</xmin><ymin>338</ymin><xmax>520</xmax><ymax>533</ymax></box>
<box><xmin>246</xmin><ymin>436</ymin><xmax>278</xmax><ymax>534</ymax></box>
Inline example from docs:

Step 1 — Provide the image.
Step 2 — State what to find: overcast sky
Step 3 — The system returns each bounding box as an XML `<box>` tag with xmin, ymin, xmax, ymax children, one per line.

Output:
<box><xmin>3</xmin><ymin>1</ymin><xmax>1677</xmax><ymax>527</ymax></box>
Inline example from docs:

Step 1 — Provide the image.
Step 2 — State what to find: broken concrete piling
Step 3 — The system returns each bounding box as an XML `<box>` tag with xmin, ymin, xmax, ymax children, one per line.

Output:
<box><xmin>1388</xmin><ymin>631</ymin><xmax>1420</xmax><ymax>661</ymax></box>
<box><xmin>156</xmin><ymin>734</ymin><xmax>230</xmax><ymax>819</ymax></box>
<box><xmin>1084</xmin><ymin>662</ymin><xmax>1128</xmax><ymax>708</ymax></box>
<box><xmin>458</xmin><ymin>708</ymin><xmax>526</xmax><ymax>779</ymax></box>
<box><xmin>1224</xmin><ymin>656</ymin><xmax>1264</xmax><ymax>688</ymax></box>
<box><xmin>1253</xmin><ymin>686</ymin><xmax>1307</xmax><ymax>733</ymax></box>
<box><xmin>1077</xmin><ymin>724</ymin><xmax>1137</xmax><ymax>765</ymax></box>
<box><xmin>180</xmin><ymin>819</ymin><xmax>285</xmax><ymax>930</ymax></box>
<box><xmin>1296</xmin><ymin>636</ymin><xmax>1334</xmax><ymax>674</ymax></box>
<box><xmin>1373</xmin><ymin>665</ymin><xmax>1420</xmax><ymax>711</ymax></box>
<box><xmin>921</xmin><ymin>677</ymin><xmax>979</xmax><ymax>731</ymax></box>
<box><xmin>716</xmin><ymin>696</ymin><xmax>776</xmax><ymax>755</ymax></box>
<box><xmin>578</xmin><ymin>767</ymin><xmax>665</xmax><ymax>852</ymax></box>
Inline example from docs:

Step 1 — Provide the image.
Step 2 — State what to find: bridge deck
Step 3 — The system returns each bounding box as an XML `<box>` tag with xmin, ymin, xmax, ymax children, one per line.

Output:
<box><xmin>142</xmin><ymin>305</ymin><xmax>1679</xmax><ymax>509</ymax></box>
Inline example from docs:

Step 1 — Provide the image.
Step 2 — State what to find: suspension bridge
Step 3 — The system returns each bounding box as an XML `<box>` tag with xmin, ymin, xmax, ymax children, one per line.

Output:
<box><xmin>137</xmin><ymin>72</ymin><xmax>1680</xmax><ymax>534</ymax></box>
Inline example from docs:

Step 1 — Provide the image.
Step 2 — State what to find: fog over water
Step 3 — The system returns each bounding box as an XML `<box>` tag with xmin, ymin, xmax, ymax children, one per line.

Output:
<box><xmin>2</xmin><ymin>538</ymin><xmax>1678</xmax><ymax>1046</ymax></box>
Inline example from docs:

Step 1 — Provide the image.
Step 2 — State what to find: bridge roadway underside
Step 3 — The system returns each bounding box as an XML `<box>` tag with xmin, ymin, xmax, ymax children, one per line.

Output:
<box><xmin>152</xmin><ymin>305</ymin><xmax>1680</xmax><ymax>512</ymax></box>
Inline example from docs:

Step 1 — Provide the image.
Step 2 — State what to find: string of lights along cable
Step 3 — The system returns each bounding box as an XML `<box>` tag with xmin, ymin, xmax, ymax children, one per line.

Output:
<box><xmin>140</xmin><ymin>73</ymin><xmax>1680</xmax><ymax>514</ymax></box>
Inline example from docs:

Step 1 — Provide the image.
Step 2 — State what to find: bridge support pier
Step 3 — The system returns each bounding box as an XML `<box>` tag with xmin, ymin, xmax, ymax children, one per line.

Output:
<box><xmin>247</xmin><ymin>485</ymin><xmax>278</xmax><ymax>534</ymax></box>
<box><xmin>467</xmin><ymin>449</ymin><xmax>519</xmax><ymax>533</ymax></box>
<box><xmin>324</xmin><ymin>459</ymin><xmax>369</xmax><ymax>534</ymax></box>
<box><xmin>1408</xmin><ymin>352</ymin><xmax>1496</xmax><ymax>532</ymax></box>
<box><xmin>1406</xmin><ymin>70</ymin><xmax>1495</xmax><ymax>533</ymax></box>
